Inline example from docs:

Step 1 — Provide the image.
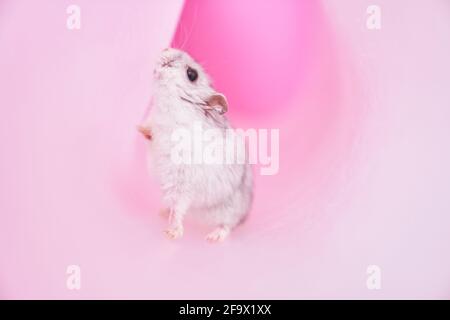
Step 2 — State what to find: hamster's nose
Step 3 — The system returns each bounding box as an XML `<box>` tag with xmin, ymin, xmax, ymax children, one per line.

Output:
<box><xmin>161</xmin><ymin>59</ymin><xmax>174</xmax><ymax>68</ymax></box>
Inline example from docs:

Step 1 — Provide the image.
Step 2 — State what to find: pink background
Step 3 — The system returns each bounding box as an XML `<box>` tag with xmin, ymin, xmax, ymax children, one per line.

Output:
<box><xmin>1</xmin><ymin>0</ymin><xmax>449</xmax><ymax>299</ymax></box>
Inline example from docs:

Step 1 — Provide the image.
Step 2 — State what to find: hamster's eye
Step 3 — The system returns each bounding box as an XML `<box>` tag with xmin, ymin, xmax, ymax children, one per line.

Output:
<box><xmin>186</xmin><ymin>67</ymin><xmax>198</xmax><ymax>82</ymax></box>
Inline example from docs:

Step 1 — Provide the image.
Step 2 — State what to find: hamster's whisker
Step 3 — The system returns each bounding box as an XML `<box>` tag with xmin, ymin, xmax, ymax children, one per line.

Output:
<box><xmin>179</xmin><ymin>1</ymin><xmax>199</xmax><ymax>50</ymax></box>
<box><xmin>180</xmin><ymin>96</ymin><xmax>207</xmax><ymax>107</ymax></box>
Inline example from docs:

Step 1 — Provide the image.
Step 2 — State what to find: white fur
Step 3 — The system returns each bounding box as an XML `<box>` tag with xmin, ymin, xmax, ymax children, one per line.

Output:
<box><xmin>141</xmin><ymin>48</ymin><xmax>253</xmax><ymax>241</ymax></box>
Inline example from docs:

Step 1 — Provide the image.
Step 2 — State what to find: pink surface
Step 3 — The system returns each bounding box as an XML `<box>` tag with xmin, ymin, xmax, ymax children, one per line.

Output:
<box><xmin>1</xmin><ymin>0</ymin><xmax>450</xmax><ymax>299</ymax></box>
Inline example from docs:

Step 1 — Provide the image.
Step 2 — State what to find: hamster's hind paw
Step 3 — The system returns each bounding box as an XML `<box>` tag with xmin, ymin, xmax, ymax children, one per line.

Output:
<box><xmin>165</xmin><ymin>225</ymin><xmax>183</xmax><ymax>240</ymax></box>
<box><xmin>206</xmin><ymin>226</ymin><xmax>230</xmax><ymax>243</ymax></box>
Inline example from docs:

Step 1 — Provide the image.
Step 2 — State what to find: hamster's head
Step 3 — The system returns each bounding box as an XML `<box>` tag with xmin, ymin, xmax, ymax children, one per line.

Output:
<box><xmin>153</xmin><ymin>48</ymin><xmax>228</xmax><ymax>114</ymax></box>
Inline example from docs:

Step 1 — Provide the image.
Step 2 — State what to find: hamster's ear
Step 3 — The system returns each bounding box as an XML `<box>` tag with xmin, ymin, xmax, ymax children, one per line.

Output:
<box><xmin>206</xmin><ymin>93</ymin><xmax>228</xmax><ymax>115</ymax></box>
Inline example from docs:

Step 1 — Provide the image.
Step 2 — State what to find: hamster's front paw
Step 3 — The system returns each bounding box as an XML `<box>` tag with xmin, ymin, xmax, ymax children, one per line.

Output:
<box><xmin>137</xmin><ymin>125</ymin><xmax>152</xmax><ymax>140</ymax></box>
<box><xmin>164</xmin><ymin>225</ymin><xmax>184</xmax><ymax>240</ymax></box>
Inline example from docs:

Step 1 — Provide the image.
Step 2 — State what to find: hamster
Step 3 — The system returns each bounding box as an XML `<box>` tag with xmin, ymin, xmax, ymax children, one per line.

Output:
<box><xmin>138</xmin><ymin>48</ymin><xmax>253</xmax><ymax>242</ymax></box>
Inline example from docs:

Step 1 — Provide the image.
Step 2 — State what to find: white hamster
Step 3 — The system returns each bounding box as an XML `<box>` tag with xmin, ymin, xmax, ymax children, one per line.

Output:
<box><xmin>138</xmin><ymin>48</ymin><xmax>253</xmax><ymax>242</ymax></box>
